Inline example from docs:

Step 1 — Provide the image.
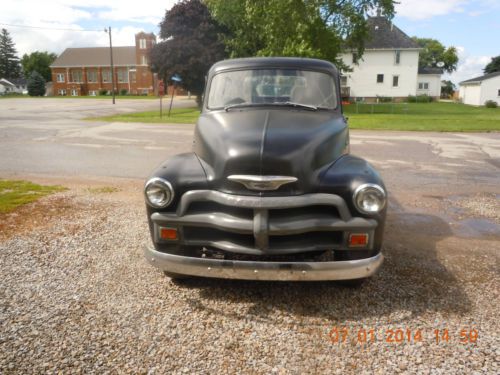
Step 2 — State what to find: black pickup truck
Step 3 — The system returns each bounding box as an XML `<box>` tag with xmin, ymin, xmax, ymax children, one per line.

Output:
<box><xmin>144</xmin><ymin>57</ymin><xmax>386</xmax><ymax>283</ymax></box>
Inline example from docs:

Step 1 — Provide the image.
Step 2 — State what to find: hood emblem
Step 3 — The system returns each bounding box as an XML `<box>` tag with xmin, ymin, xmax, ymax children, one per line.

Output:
<box><xmin>227</xmin><ymin>175</ymin><xmax>298</xmax><ymax>191</ymax></box>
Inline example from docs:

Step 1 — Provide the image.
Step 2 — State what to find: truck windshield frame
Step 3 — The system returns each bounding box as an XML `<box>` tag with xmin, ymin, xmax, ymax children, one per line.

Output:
<box><xmin>207</xmin><ymin>68</ymin><xmax>338</xmax><ymax>110</ymax></box>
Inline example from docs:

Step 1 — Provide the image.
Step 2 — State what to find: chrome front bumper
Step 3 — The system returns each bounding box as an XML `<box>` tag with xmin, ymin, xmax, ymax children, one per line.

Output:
<box><xmin>145</xmin><ymin>245</ymin><xmax>383</xmax><ymax>281</ymax></box>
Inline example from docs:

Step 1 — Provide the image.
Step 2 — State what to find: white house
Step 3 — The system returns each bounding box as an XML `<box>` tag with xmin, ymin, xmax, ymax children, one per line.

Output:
<box><xmin>459</xmin><ymin>71</ymin><xmax>500</xmax><ymax>106</ymax></box>
<box><xmin>417</xmin><ymin>67</ymin><xmax>443</xmax><ymax>98</ymax></box>
<box><xmin>340</xmin><ymin>17</ymin><xmax>442</xmax><ymax>101</ymax></box>
<box><xmin>0</xmin><ymin>78</ymin><xmax>16</xmax><ymax>94</ymax></box>
<box><xmin>0</xmin><ymin>78</ymin><xmax>27</xmax><ymax>94</ymax></box>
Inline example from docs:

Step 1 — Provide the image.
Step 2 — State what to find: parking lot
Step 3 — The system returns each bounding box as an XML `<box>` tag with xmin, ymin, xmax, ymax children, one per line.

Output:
<box><xmin>0</xmin><ymin>98</ymin><xmax>499</xmax><ymax>373</ymax></box>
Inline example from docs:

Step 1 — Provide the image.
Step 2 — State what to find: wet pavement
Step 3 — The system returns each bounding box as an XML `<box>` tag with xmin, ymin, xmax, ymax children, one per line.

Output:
<box><xmin>1</xmin><ymin>98</ymin><xmax>499</xmax><ymax>239</ymax></box>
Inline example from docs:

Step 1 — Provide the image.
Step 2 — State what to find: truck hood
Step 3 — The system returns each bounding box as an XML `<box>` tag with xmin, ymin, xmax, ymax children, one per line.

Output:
<box><xmin>193</xmin><ymin>108</ymin><xmax>348</xmax><ymax>195</ymax></box>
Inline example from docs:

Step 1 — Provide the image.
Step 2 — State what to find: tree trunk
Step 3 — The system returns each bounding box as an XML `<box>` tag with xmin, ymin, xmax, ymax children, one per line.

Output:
<box><xmin>196</xmin><ymin>94</ymin><xmax>203</xmax><ymax>110</ymax></box>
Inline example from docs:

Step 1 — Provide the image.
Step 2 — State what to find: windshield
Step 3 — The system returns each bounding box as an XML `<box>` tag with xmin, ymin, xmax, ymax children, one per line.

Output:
<box><xmin>207</xmin><ymin>69</ymin><xmax>337</xmax><ymax>110</ymax></box>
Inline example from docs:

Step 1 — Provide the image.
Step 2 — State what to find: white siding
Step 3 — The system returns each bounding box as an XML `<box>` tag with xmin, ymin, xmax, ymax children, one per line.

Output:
<box><xmin>417</xmin><ymin>74</ymin><xmax>442</xmax><ymax>97</ymax></box>
<box><xmin>479</xmin><ymin>75</ymin><xmax>500</xmax><ymax>105</ymax></box>
<box><xmin>341</xmin><ymin>49</ymin><xmax>420</xmax><ymax>98</ymax></box>
<box><xmin>459</xmin><ymin>84</ymin><xmax>481</xmax><ymax>106</ymax></box>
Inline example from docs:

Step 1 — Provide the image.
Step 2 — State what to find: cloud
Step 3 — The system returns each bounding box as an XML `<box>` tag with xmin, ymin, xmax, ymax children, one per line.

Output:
<box><xmin>395</xmin><ymin>0</ymin><xmax>467</xmax><ymax>20</ymax></box>
<box><xmin>444</xmin><ymin>47</ymin><xmax>492</xmax><ymax>84</ymax></box>
<box><xmin>0</xmin><ymin>0</ymin><xmax>177</xmax><ymax>56</ymax></box>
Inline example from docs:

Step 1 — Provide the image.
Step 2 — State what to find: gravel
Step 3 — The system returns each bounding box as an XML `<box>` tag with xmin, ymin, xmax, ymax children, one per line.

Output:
<box><xmin>0</xmin><ymin>186</ymin><xmax>499</xmax><ymax>374</ymax></box>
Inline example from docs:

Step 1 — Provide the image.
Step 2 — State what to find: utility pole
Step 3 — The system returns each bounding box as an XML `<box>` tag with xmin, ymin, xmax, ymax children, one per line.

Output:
<box><xmin>105</xmin><ymin>27</ymin><xmax>116</xmax><ymax>104</ymax></box>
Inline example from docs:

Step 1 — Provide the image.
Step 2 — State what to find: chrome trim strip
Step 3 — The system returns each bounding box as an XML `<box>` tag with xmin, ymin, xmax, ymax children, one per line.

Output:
<box><xmin>145</xmin><ymin>245</ymin><xmax>383</xmax><ymax>281</ymax></box>
<box><xmin>228</xmin><ymin>175</ymin><xmax>298</xmax><ymax>191</ymax></box>
<box><xmin>176</xmin><ymin>190</ymin><xmax>352</xmax><ymax>220</ymax></box>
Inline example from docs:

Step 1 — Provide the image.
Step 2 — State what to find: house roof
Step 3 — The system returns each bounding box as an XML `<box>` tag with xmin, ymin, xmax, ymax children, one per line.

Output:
<box><xmin>418</xmin><ymin>67</ymin><xmax>443</xmax><ymax>75</ymax></box>
<box><xmin>8</xmin><ymin>77</ymin><xmax>27</xmax><ymax>85</ymax></box>
<box><xmin>460</xmin><ymin>71</ymin><xmax>500</xmax><ymax>85</ymax></box>
<box><xmin>50</xmin><ymin>46</ymin><xmax>136</xmax><ymax>68</ymax></box>
<box><xmin>0</xmin><ymin>78</ymin><xmax>16</xmax><ymax>87</ymax></box>
<box><xmin>365</xmin><ymin>17</ymin><xmax>420</xmax><ymax>50</ymax></box>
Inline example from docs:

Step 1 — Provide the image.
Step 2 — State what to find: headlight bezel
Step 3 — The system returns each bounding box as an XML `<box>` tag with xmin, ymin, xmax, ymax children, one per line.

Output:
<box><xmin>353</xmin><ymin>183</ymin><xmax>386</xmax><ymax>215</ymax></box>
<box><xmin>144</xmin><ymin>177</ymin><xmax>175</xmax><ymax>208</ymax></box>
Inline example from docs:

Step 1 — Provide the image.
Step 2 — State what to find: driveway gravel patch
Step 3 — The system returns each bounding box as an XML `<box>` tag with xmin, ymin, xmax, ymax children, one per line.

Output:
<box><xmin>0</xmin><ymin>187</ymin><xmax>499</xmax><ymax>374</ymax></box>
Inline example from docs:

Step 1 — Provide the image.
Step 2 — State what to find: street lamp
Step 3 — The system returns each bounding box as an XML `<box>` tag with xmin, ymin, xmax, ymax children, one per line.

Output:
<box><xmin>104</xmin><ymin>27</ymin><xmax>116</xmax><ymax>104</ymax></box>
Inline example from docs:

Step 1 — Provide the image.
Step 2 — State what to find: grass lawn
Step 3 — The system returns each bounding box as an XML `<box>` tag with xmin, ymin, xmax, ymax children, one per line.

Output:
<box><xmin>0</xmin><ymin>180</ymin><xmax>66</xmax><ymax>213</ymax></box>
<box><xmin>89</xmin><ymin>107</ymin><xmax>201</xmax><ymax>124</ymax></box>
<box><xmin>90</xmin><ymin>102</ymin><xmax>500</xmax><ymax>132</ymax></box>
<box><xmin>345</xmin><ymin>102</ymin><xmax>500</xmax><ymax>132</ymax></box>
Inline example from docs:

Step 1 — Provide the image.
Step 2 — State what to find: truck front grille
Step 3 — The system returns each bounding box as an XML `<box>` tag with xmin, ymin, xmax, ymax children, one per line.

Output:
<box><xmin>151</xmin><ymin>190</ymin><xmax>377</xmax><ymax>255</ymax></box>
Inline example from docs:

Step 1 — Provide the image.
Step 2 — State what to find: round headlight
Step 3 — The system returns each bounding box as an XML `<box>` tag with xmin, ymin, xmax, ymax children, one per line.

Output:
<box><xmin>144</xmin><ymin>177</ymin><xmax>174</xmax><ymax>208</ymax></box>
<box><xmin>353</xmin><ymin>183</ymin><xmax>386</xmax><ymax>214</ymax></box>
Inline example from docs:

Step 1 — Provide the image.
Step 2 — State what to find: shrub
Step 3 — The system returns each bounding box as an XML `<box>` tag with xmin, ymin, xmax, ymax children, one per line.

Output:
<box><xmin>120</xmin><ymin>89</ymin><xmax>128</xmax><ymax>96</ymax></box>
<box><xmin>376</xmin><ymin>96</ymin><xmax>392</xmax><ymax>103</ymax></box>
<box><xmin>27</xmin><ymin>71</ymin><xmax>46</xmax><ymax>96</ymax></box>
<box><xmin>485</xmin><ymin>100</ymin><xmax>498</xmax><ymax>108</ymax></box>
<box><xmin>407</xmin><ymin>94</ymin><xmax>432</xmax><ymax>103</ymax></box>
<box><xmin>99</xmin><ymin>89</ymin><xmax>108</xmax><ymax>96</ymax></box>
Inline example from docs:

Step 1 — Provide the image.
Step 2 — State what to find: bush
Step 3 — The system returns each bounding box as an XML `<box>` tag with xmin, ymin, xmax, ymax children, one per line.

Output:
<box><xmin>120</xmin><ymin>89</ymin><xmax>128</xmax><ymax>96</ymax></box>
<box><xmin>27</xmin><ymin>71</ymin><xmax>46</xmax><ymax>96</ymax></box>
<box><xmin>99</xmin><ymin>89</ymin><xmax>108</xmax><ymax>96</ymax></box>
<box><xmin>407</xmin><ymin>94</ymin><xmax>432</xmax><ymax>103</ymax></box>
<box><xmin>376</xmin><ymin>96</ymin><xmax>392</xmax><ymax>103</ymax></box>
<box><xmin>485</xmin><ymin>100</ymin><xmax>498</xmax><ymax>108</ymax></box>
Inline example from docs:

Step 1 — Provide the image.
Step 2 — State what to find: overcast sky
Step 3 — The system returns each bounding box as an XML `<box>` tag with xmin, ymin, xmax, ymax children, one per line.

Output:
<box><xmin>1</xmin><ymin>0</ymin><xmax>498</xmax><ymax>84</ymax></box>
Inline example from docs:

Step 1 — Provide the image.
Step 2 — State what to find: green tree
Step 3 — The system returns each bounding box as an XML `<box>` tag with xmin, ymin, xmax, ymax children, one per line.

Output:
<box><xmin>412</xmin><ymin>37</ymin><xmax>458</xmax><ymax>74</ymax></box>
<box><xmin>205</xmin><ymin>0</ymin><xmax>395</xmax><ymax>68</ymax></box>
<box><xmin>484</xmin><ymin>56</ymin><xmax>500</xmax><ymax>74</ymax></box>
<box><xmin>21</xmin><ymin>51</ymin><xmax>57</xmax><ymax>82</ymax></box>
<box><xmin>0</xmin><ymin>28</ymin><xmax>22</xmax><ymax>78</ymax></box>
<box><xmin>440</xmin><ymin>80</ymin><xmax>455</xmax><ymax>98</ymax></box>
<box><xmin>27</xmin><ymin>71</ymin><xmax>46</xmax><ymax>96</ymax></box>
<box><xmin>150</xmin><ymin>0</ymin><xmax>226</xmax><ymax>107</ymax></box>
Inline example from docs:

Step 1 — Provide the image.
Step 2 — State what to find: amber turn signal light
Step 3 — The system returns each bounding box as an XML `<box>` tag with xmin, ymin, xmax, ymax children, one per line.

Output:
<box><xmin>160</xmin><ymin>227</ymin><xmax>178</xmax><ymax>240</ymax></box>
<box><xmin>348</xmin><ymin>233</ymin><xmax>369</xmax><ymax>247</ymax></box>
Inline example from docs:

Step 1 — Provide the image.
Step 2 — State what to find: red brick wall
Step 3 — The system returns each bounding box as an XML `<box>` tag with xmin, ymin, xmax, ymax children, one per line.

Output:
<box><xmin>50</xmin><ymin>32</ymin><xmax>159</xmax><ymax>96</ymax></box>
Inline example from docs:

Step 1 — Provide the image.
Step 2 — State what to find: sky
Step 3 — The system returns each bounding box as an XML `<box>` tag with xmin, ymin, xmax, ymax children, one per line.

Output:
<box><xmin>1</xmin><ymin>0</ymin><xmax>498</xmax><ymax>85</ymax></box>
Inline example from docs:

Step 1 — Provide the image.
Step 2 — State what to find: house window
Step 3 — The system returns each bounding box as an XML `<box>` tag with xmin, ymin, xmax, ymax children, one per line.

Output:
<box><xmin>58</xmin><ymin>89</ymin><xmax>66</xmax><ymax>96</ymax></box>
<box><xmin>377</xmin><ymin>74</ymin><xmax>384</xmax><ymax>83</ymax></box>
<box><xmin>419</xmin><ymin>82</ymin><xmax>429</xmax><ymax>90</ymax></box>
<box><xmin>70</xmin><ymin>70</ymin><xmax>83</xmax><ymax>83</ymax></box>
<box><xmin>392</xmin><ymin>76</ymin><xmax>399</xmax><ymax>87</ymax></box>
<box><xmin>102</xmin><ymin>69</ymin><xmax>111</xmax><ymax>83</ymax></box>
<box><xmin>71</xmin><ymin>89</ymin><xmax>78</xmax><ymax>96</ymax></box>
<box><xmin>130</xmin><ymin>71</ymin><xmax>136</xmax><ymax>83</ymax></box>
<box><xmin>88</xmin><ymin>90</ymin><xmax>97</xmax><ymax>96</ymax></box>
<box><xmin>56</xmin><ymin>73</ymin><xmax>65</xmax><ymax>83</ymax></box>
<box><xmin>497</xmin><ymin>89</ymin><xmax>500</xmax><ymax>96</ymax></box>
<box><xmin>117</xmin><ymin>69</ymin><xmax>128</xmax><ymax>83</ymax></box>
<box><xmin>139</xmin><ymin>38</ymin><xmax>147</xmax><ymax>49</ymax></box>
<box><xmin>340</xmin><ymin>76</ymin><xmax>347</xmax><ymax>86</ymax></box>
<box><xmin>141</xmin><ymin>55</ymin><xmax>148</xmax><ymax>65</ymax></box>
<box><xmin>395</xmin><ymin>50</ymin><xmax>401</xmax><ymax>64</ymax></box>
<box><xmin>87</xmin><ymin>70</ymin><xmax>97</xmax><ymax>83</ymax></box>
<box><xmin>352</xmin><ymin>52</ymin><xmax>358</xmax><ymax>64</ymax></box>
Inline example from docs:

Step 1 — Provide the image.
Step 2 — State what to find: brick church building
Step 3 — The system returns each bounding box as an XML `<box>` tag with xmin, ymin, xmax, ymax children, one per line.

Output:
<box><xmin>50</xmin><ymin>32</ymin><xmax>157</xmax><ymax>96</ymax></box>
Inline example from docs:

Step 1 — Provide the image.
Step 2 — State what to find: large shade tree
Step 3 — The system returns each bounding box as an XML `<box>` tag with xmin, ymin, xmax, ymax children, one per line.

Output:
<box><xmin>21</xmin><ymin>51</ymin><xmax>57</xmax><ymax>82</ymax></box>
<box><xmin>205</xmin><ymin>0</ymin><xmax>395</xmax><ymax>68</ymax></box>
<box><xmin>150</xmin><ymin>0</ymin><xmax>226</xmax><ymax>107</ymax></box>
<box><xmin>483</xmin><ymin>56</ymin><xmax>500</xmax><ymax>74</ymax></box>
<box><xmin>411</xmin><ymin>37</ymin><xmax>458</xmax><ymax>74</ymax></box>
<box><xmin>0</xmin><ymin>28</ymin><xmax>22</xmax><ymax>78</ymax></box>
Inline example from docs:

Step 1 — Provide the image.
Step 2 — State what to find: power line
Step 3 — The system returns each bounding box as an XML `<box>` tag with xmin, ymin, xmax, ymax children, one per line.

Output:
<box><xmin>0</xmin><ymin>22</ymin><xmax>102</xmax><ymax>32</ymax></box>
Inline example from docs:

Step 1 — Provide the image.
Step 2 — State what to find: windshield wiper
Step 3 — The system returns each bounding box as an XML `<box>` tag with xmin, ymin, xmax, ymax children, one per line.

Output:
<box><xmin>281</xmin><ymin>102</ymin><xmax>318</xmax><ymax>111</ymax></box>
<box><xmin>224</xmin><ymin>103</ymin><xmax>260</xmax><ymax>111</ymax></box>
<box><xmin>224</xmin><ymin>101</ymin><xmax>318</xmax><ymax>112</ymax></box>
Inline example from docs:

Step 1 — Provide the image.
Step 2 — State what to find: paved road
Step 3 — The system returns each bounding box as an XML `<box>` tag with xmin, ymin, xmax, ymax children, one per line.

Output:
<box><xmin>1</xmin><ymin>98</ymin><xmax>499</xmax><ymax>192</ymax></box>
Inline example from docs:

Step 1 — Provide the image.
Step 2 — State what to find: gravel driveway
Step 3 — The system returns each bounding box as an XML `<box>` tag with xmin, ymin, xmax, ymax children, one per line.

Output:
<box><xmin>1</xmin><ymin>176</ymin><xmax>498</xmax><ymax>374</ymax></box>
